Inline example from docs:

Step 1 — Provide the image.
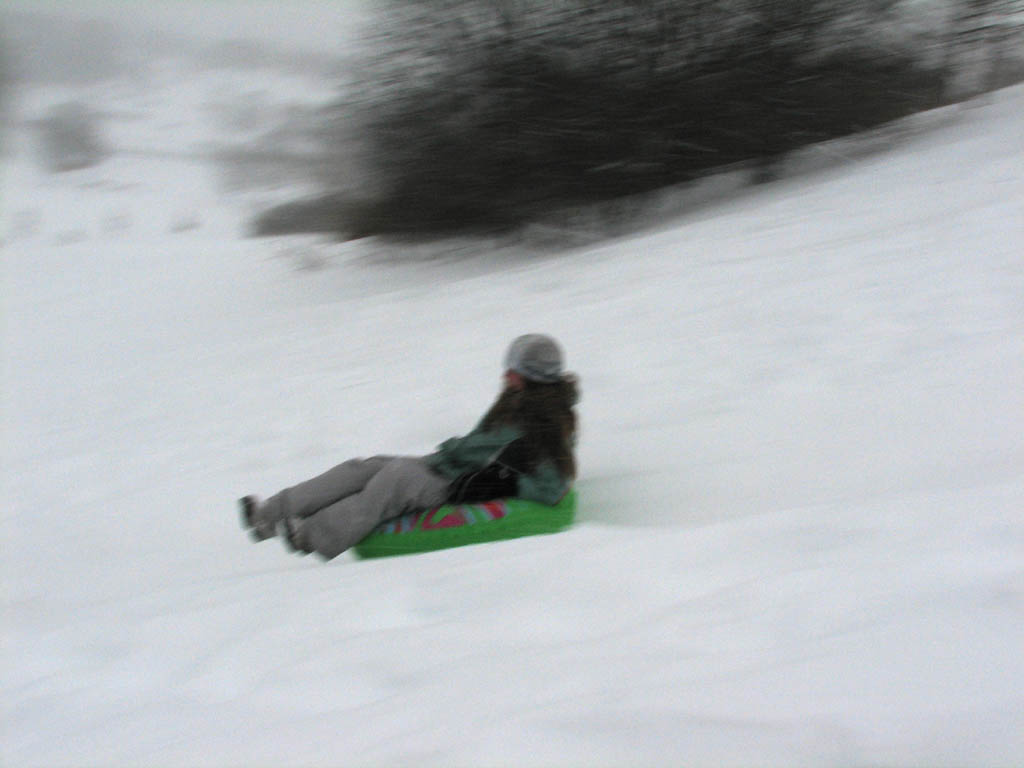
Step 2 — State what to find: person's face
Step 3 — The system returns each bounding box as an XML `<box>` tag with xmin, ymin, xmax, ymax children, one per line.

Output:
<box><xmin>503</xmin><ymin>370</ymin><xmax>526</xmax><ymax>391</ymax></box>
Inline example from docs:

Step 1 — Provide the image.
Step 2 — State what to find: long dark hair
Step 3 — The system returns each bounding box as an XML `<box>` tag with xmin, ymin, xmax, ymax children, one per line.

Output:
<box><xmin>480</xmin><ymin>375</ymin><xmax>579</xmax><ymax>478</ymax></box>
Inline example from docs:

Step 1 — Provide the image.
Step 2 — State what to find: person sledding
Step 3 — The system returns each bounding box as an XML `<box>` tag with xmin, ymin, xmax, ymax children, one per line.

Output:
<box><xmin>239</xmin><ymin>334</ymin><xmax>579</xmax><ymax>560</ymax></box>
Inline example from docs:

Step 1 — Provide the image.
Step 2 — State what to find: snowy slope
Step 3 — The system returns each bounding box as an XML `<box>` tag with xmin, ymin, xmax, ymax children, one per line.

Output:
<box><xmin>3</xmin><ymin>69</ymin><xmax>1023</xmax><ymax>767</ymax></box>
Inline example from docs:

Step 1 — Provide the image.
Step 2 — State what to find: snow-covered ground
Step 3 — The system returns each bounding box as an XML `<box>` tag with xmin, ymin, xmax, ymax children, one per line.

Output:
<box><xmin>3</xmin><ymin>56</ymin><xmax>1023</xmax><ymax>766</ymax></box>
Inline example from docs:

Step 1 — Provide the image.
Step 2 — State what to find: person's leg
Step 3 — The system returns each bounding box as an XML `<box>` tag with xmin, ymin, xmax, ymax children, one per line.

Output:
<box><xmin>296</xmin><ymin>457</ymin><xmax>449</xmax><ymax>559</ymax></box>
<box><xmin>253</xmin><ymin>456</ymin><xmax>396</xmax><ymax>530</ymax></box>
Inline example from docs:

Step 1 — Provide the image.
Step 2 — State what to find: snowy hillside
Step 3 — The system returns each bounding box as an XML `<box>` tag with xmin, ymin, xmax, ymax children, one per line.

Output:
<box><xmin>3</xmin><ymin>56</ymin><xmax>1023</xmax><ymax>767</ymax></box>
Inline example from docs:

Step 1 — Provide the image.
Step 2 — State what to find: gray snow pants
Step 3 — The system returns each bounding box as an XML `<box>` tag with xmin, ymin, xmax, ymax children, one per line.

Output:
<box><xmin>257</xmin><ymin>456</ymin><xmax>450</xmax><ymax>559</ymax></box>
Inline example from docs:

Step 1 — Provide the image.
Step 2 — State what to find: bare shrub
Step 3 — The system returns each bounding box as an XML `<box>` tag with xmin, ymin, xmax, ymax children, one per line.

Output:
<box><xmin>33</xmin><ymin>102</ymin><xmax>106</xmax><ymax>173</ymax></box>
<box><xmin>266</xmin><ymin>0</ymin><xmax>1019</xmax><ymax>240</ymax></box>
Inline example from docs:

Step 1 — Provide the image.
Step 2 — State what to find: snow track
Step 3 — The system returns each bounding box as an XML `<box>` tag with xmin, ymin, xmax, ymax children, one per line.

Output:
<box><xmin>3</xmin><ymin>72</ymin><xmax>1023</xmax><ymax>766</ymax></box>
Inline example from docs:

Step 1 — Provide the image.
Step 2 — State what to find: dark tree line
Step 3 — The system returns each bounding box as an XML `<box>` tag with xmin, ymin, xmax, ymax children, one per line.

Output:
<box><xmin>942</xmin><ymin>0</ymin><xmax>1024</xmax><ymax>96</ymax></box>
<box><xmin>253</xmin><ymin>0</ymin><xmax>1024</xmax><ymax>239</ymax></box>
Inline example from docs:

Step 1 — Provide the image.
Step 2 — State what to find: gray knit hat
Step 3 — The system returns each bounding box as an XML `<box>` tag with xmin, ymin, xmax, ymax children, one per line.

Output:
<box><xmin>504</xmin><ymin>334</ymin><xmax>564</xmax><ymax>383</ymax></box>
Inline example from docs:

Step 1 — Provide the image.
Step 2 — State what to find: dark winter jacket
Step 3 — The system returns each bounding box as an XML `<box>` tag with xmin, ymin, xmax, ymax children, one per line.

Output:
<box><xmin>425</xmin><ymin>376</ymin><xmax>579</xmax><ymax>506</ymax></box>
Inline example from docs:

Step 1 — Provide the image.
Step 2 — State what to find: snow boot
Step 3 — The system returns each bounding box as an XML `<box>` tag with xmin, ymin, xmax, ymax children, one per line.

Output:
<box><xmin>239</xmin><ymin>495</ymin><xmax>276</xmax><ymax>542</ymax></box>
<box><xmin>281</xmin><ymin>515</ymin><xmax>314</xmax><ymax>555</ymax></box>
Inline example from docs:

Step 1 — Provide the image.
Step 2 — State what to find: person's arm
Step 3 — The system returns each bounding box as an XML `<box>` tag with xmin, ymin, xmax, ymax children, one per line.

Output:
<box><xmin>516</xmin><ymin>459</ymin><xmax>571</xmax><ymax>506</ymax></box>
<box><xmin>447</xmin><ymin>440</ymin><xmax>570</xmax><ymax>506</ymax></box>
<box><xmin>428</xmin><ymin>425</ymin><xmax>519</xmax><ymax>480</ymax></box>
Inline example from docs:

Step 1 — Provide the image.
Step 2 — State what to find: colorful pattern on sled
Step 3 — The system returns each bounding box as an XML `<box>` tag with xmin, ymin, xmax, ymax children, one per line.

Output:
<box><xmin>352</xmin><ymin>490</ymin><xmax>577</xmax><ymax>558</ymax></box>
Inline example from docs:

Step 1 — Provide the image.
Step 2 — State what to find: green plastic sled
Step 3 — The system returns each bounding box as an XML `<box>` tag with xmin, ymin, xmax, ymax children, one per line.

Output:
<box><xmin>352</xmin><ymin>490</ymin><xmax>577</xmax><ymax>559</ymax></box>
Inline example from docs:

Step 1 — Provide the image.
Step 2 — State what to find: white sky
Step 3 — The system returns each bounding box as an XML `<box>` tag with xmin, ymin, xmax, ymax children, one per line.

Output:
<box><xmin>5</xmin><ymin>0</ymin><xmax>371</xmax><ymax>53</ymax></box>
